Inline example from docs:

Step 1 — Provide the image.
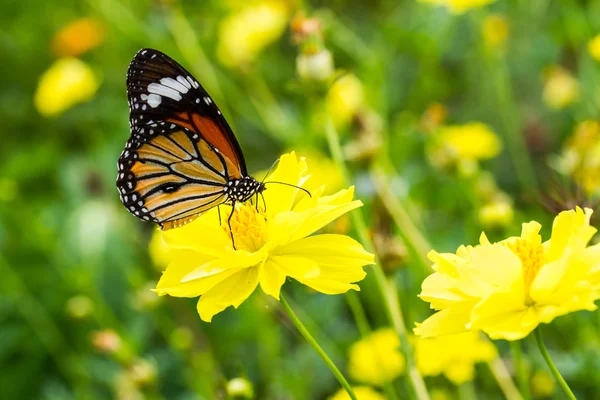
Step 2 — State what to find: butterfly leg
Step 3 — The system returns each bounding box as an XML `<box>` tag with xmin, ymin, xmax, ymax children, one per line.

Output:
<box><xmin>228</xmin><ymin>202</ymin><xmax>237</xmax><ymax>250</ymax></box>
<box><xmin>261</xmin><ymin>192</ymin><xmax>267</xmax><ymax>213</ymax></box>
<box><xmin>218</xmin><ymin>205</ymin><xmax>222</xmax><ymax>226</ymax></box>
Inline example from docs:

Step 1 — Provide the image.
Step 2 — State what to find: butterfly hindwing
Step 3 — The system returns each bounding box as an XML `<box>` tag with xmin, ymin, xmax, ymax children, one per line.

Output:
<box><xmin>117</xmin><ymin>48</ymin><xmax>248</xmax><ymax>229</ymax></box>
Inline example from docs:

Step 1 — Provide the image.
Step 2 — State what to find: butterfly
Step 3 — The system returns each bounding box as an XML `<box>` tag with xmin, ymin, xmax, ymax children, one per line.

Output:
<box><xmin>116</xmin><ymin>48</ymin><xmax>275</xmax><ymax>245</ymax></box>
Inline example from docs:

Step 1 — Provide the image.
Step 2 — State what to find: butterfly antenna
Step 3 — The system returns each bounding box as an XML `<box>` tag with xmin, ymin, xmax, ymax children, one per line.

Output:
<box><xmin>264</xmin><ymin>181</ymin><xmax>312</xmax><ymax>198</ymax></box>
<box><xmin>261</xmin><ymin>158</ymin><xmax>281</xmax><ymax>184</ymax></box>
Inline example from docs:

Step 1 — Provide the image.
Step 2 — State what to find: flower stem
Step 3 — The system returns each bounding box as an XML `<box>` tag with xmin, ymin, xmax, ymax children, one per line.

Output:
<box><xmin>486</xmin><ymin>357</ymin><xmax>524</xmax><ymax>400</ymax></box>
<box><xmin>534</xmin><ymin>327</ymin><xmax>576</xmax><ymax>400</ymax></box>
<box><xmin>280</xmin><ymin>293</ymin><xmax>357</xmax><ymax>400</ymax></box>
<box><xmin>510</xmin><ymin>341</ymin><xmax>530</xmax><ymax>399</ymax></box>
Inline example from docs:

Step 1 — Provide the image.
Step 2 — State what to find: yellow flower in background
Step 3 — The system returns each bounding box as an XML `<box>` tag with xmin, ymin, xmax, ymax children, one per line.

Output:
<box><xmin>542</xmin><ymin>66</ymin><xmax>580</xmax><ymax>110</ymax></box>
<box><xmin>226</xmin><ymin>377</ymin><xmax>254</xmax><ymax>399</ymax></box>
<box><xmin>329</xmin><ymin>386</ymin><xmax>386</xmax><ymax>400</ymax></box>
<box><xmin>416</xmin><ymin>207</ymin><xmax>600</xmax><ymax>341</ymax></box>
<box><xmin>293</xmin><ymin>149</ymin><xmax>344</xmax><ymax>195</ymax></box>
<box><xmin>35</xmin><ymin>58</ymin><xmax>99</xmax><ymax>117</ymax></box>
<box><xmin>51</xmin><ymin>17</ymin><xmax>105</xmax><ymax>57</ymax></box>
<box><xmin>154</xmin><ymin>153</ymin><xmax>374</xmax><ymax>322</ymax></box>
<box><xmin>531</xmin><ymin>369</ymin><xmax>557</xmax><ymax>398</ymax></box>
<box><xmin>327</xmin><ymin>74</ymin><xmax>364</xmax><ymax>128</ymax></box>
<box><xmin>482</xmin><ymin>14</ymin><xmax>509</xmax><ymax>49</ymax></box>
<box><xmin>588</xmin><ymin>34</ymin><xmax>600</xmax><ymax>62</ymax></box>
<box><xmin>427</xmin><ymin>123</ymin><xmax>502</xmax><ymax>169</ymax></box>
<box><xmin>348</xmin><ymin>328</ymin><xmax>405</xmax><ymax>386</ymax></box>
<box><xmin>558</xmin><ymin>120</ymin><xmax>600</xmax><ymax>195</ymax></box>
<box><xmin>419</xmin><ymin>0</ymin><xmax>496</xmax><ymax>15</ymax></box>
<box><xmin>217</xmin><ymin>1</ymin><xmax>289</xmax><ymax>68</ymax></box>
<box><xmin>478</xmin><ymin>196</ymin><xmax>514</xmax><ymax>228</ymax></box>
<box><xmin>415</xmin><ymin>332</ymin><xmax>496</xmax><ymax>384</ymax></box>
<box><xmin>149</xmin><ymin>229</ymin><xmax>177</xmax><ymax>270</ymax></box>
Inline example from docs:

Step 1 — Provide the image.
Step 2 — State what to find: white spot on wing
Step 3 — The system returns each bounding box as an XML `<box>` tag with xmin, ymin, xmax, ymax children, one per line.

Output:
<box><xmin>177</xmin><ymin>75</ymin><xmax>192</xmax><ymax>89</ymax></box>
<box><xmin>160</xmin><ymin>77</ymin><xmax>189</xmax><ymax>94</ymax></box>
<box><xmin>147</xmin><ymin>83</ymin><xmax>182</xmax><ymax>101</ymax></box>
<box><xmin>186</xmin><ymin>76</ymin><xmax>199</xmax><ymax>89</ymax></box>
<box><xmin>141</xmin><ymin>93</ymin><xmax>162</xmax><ymax>108</ymax></box>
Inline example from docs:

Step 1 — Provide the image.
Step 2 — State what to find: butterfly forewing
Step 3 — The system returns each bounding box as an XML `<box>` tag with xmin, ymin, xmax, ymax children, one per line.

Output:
<box><xmin>117</xmin><ymin>48</ymin><xmax>248</xmax><ymax>229</ymax></box>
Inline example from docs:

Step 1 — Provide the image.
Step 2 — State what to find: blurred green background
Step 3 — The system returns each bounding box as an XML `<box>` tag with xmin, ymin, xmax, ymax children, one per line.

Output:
<box><xmin>3</xmin><ymin>0</ymin><xmax>600</xmax><ymax>399</ymax></box>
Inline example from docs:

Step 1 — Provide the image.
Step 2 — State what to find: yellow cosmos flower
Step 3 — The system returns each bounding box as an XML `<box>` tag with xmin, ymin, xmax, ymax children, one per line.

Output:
<box><xmin>35</xmin><ymin>58</ymin><xmax>99</xmax><ymax>117</ymax></box>
<box><xmin>149</xmin><ymin>229</ymin><xmax>176</xmax><ymax>270</ymax></box>
<box><xmin>348</xmin><ymin>328</ymin><xmax>405</xmax><ymax>386</ymax></box>
<box><xmin>415</xmin><ymin>332</ymin><xmax>496</xmax><ymax>384</ymax></box>
<box><xmin>329</xmin><ymin>386</ymin><xmax>386</xmax><ymax>400</ymax></box>
<box><xmin>558</xmin><ymin>120</ymin><xmax>600</xmax><ymax>195</ymax></box>
<box><xmin>327</xmin><ymin>74</ymin><xmax>364</xmax><ymax>128</ymax></box>
<box><xmin>154</xmin><ymin>152</ymin><xmax>374</xmax><ymax>322</ymax></box>
<box><xmin>588</xmin><ymin>34</ymin><xmax>600</xmax><ymax>62</ymax></box>
<box><xmin>217</xmin><ymin>1</ymin><xmax>289</xmax><ymax>68</ymax></box>
<box><xmin>416</xmin><ymin>207</ymin><xmax>600</xmax><ymax>341</ymax></box>
<box><xmin>51</xmin><ymin>17</ymin><xmax>105</xmax><ymax>57</ymax></box>
<box><xmin>542</xmin><ymin>66</ymin><xmax>580</xmax><ymax>110</ymax></box>
<box><xmin>482</xmin><ymin>14</ymin><xmax>509</xmax><ymax>49</ymax></box>
<box><xmin>419</xmin><ymin>0</ymin><xmax>496</xmax><ymax>15</ymax></box>
<box><xmin>427</xmin><ymin>122</ymin><xmax>502</xmax><ymax>169</ymax></box>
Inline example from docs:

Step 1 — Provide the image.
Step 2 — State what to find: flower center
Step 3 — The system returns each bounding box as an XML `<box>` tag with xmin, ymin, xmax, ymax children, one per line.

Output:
<box><xmin>222</xmin><ymin>203</ymin><xmax>268</xmax><ymax>252</ymax></box>
<box><xmin>504</xmin><ymin>238</ymin><xmax>544</xmax><ymax>305</ymax></box>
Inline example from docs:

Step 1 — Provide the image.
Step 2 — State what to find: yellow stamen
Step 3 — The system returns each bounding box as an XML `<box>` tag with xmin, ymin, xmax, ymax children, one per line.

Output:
<box><xmin>504</xmin><ymin>238</ymin><xmax>544</xmax><ymax>305</ymax></box>
<box><xmin>222</xmin><ymin>203</ymin><xmax>268</xmax><ymax>252</ymax></box>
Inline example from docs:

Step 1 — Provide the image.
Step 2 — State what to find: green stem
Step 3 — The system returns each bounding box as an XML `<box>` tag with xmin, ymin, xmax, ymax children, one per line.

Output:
<box><xmin>280</xmin><ymin>293</ymin><xmax>357</xmax><ymax>400</ymax></box>
<box><xmin>345</xmin><ymin>291</ymin><xmax>371</xmax><ymax>337</ymax></box>
<box><xmin>534</xmin><ymin>328</ymin><xmax>576</xmax><ymax>400</ymax></box>
<box><xmin>324</xmin><ymin>118</ymin><xmax>431</xmax><ymax>400</ymax></box>
<box><xmin>486</xmin><ymin>357</ymin><xmax>523</xmax><ymax>400</ymax></box>
<box><xmin>510</xmin><ymin>341</ymin><xmax>530</xmax><ymax>399</ymax></box>
<box><xmin>458</xmin><ymin>380</ymin><xmax>476</xmax><ymax>400</ymax></box>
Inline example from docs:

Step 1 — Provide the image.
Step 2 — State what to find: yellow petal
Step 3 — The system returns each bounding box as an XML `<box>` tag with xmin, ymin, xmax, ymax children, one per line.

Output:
<box><xmin>529</xmin><ymin>256</ymin><xmax>570</xmax><ymax>304</ymax></box>
<box><xmin>182</xmin><ymin>249</ymin><xmax>265</xmax><ymax>282</ymax></box>
<box><xmin>262</xmin><ymin>152</ymin><xmax>309</xmax><ymax>214</ymax></box>
<box><xmin>268</xmin><ymin>255</ymin><xmax>321</xmax><ymax>281</ymax></box>
<box><xmin>420</xmin><ymin>273</ymin><xmax>474</xmax><ymax>310</ymax></box>
<box><xmin>155</xmin><ymin>251</ymin><xmax>241</xmax><ymax>298</ymax></box>
<box><xmin>161</xmin><ymin>209</ymin><xmax>230</xmax><ymax>257</ymax></box>
<box><xmin>471</xmin><ymin>292</ymin><xmax>537</xmax><ymax>340</ymax></box>
<box><xmin>259</xmin><ymin>260</ymin><xmax>287</xmax><ymax>300</ymax></box>
<box><xmin>272</xmin><ymin>201</ymin><xmax>363</xmax><ymax>244</ymax></box>
<box><xmin>273</xmin><ymin>234</ymin><xmax>374</xmax><ymax>267</ymax></box>
<box><xmin>547</xmin><ymin>207</ymin><xmax>595</xmax><ymax>261</ymax></box>
<box><xmin>196</xmin><ymin>266</ymin><xmax>260</xmax><ymax>322</ymax></box>
<box><xmin>444</xmin><ymin>362</ymin><xmax>475</xmax><ymax>385</ymax></box>
<box><xmin>469</xmin><ymin>244</ymin><xmax>523</xmax><ymax>291</ymax></box>
<box><xmin>414</xmin><ymin>302</ymin><xmax>475</xmax><ymax>338</ymax></box>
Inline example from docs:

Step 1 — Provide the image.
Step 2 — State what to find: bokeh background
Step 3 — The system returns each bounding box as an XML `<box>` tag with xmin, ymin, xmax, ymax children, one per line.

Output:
<box><xmin>3</xmin><ymin>0</ymin><xmax>600</xmax><ymax>399</ymax></box>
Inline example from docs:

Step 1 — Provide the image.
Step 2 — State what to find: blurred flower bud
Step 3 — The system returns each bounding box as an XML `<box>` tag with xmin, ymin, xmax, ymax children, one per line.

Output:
<box><xmin>482</xmin><ymin>14</ymin><xmax>509</xmax><ymax>49</ymax></box>
<box><xmin>373</xmin><ymin>231</ymin><xmax>407</xmax><ymax>273</ymax></box>
<box><xmin>226</xmin><ymin>377</ymin><xmax>254</xmax><ymax>399</ymax></box>
<box><xmin>128</xmin><ymin>358</ymin><xmax>157</xmax><ymax>386</ymax></box>
<box><xmin>457</xmin><ymin>158</ymin><xmax>479</xmax><ymax>177</ymax></box>
<box><xmin>296</xmin><ymin>49</ymin><xmax>334</xmax><ymax>82</ymax></box>
<box><xmin>327</xmin><ymin>74</ymin><xmax>364</xmax><ymax>128</ymax></box>
<box><xmin>531</xmin><ymin>369</ymin><xmax>556</xmax><ymax>398</ymax></box>
<box><xmin>291</xmin><ymin>12</ymin><xmax>322</xmax><ymax>45</ymax></box>
<box><xmin>91</xmin><ymin>329</ymin><xmax>122</xmax><ymax>354</ymax></box>
<box><xmin>474</xmin><ymin>171</ymin><xmax>498</xmax><ymax>202</ymax></box>
<box><xmin>588</xmin><ymin>34</ymin><xmax>600</xmax><ymax>62</ymax></box>
<box><xmin>170</xmin><ymin>327</ymin><xmax>194</xmax><ymax>351</ymax></box>
<box><xmin>420</xmin><ymin>102</ymin><xmax>448</xmax><ymax>133</ymax></box>
<box><xmin>478</xmin><ymin>198</ymin><xmax>514</xmax><ymax>228</ymax></box>
<box><xmin>51</xmin><ymin>17</ymin><xmax>105</xmax><ymax>57</ymax></box>
<box><xmin>66</xmin><ymin>295</ymin><xmax>94</xmax><ymax>319</ymax></box>
<box><xmin>542</xmin><ymin>66</ymin><xmax>580</xmax><ymax>110</ymax></box>
<box><xmin>131</xmin><ymin>282</ymin><xmax>162</xmax><ymax>310</ymax></box>
<box><xmin>35</xmin><ymin>58</ymin><xmax>99</xmax><ymax>117</ymax></box>
<box><xmin>114</xmin><ymin>373</ymin><xmax>143</xmax><ymax>400</ymax></box>
<box><xmin>344</xmin><ymin>110</ymin><xmax>383</xmax><ymax>162</ymax></box>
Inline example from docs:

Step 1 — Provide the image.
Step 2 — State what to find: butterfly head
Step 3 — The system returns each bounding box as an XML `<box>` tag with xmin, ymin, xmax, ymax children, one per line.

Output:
<box><xmin>225</xmin><ymin>176</ymin><xmax>266</xmax><ymax>204</ymax></box>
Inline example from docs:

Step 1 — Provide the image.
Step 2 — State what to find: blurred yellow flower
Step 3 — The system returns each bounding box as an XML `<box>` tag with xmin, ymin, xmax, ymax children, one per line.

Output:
<box><xmin>217</xmin><ymin>1</ymin><xmax>289</xmax><ymax>68</ymax></box>
<box><xmin>329</xmin><ymin>386</ymin><xmax>386</xmax><ymax>400</ymax></box>
<box><xmin>327</xmin><ymin>74</ymin><xmax>364</xmax><ymax>128</ymax></box>
<box><xmin>348</xmin><ymin>328</ymin><xmax>405</xmax><ymax>386</ymax></box>
<box><xmin>478</xmin><ymin>197</ymin><xmax>514</xmax><ymax>228</ymax></box>
<box><xmin>542</xmin><ymin>66</ymin><xmax>580</xmax><ymax>110</ymax></box>
<box><xmin>416</xmin><ymin>207</ymin><xmax>600</xmax><ymax>341</ymax></box>
<box><xmin>149</xmin><ymin>229</ymin><xmax>176</xmax><ymax>270</ymax></box>
<box><xmin>154</xmin><ymin>152</ymin><xmax>374</xmax><ymax>322</ymax></box>
<box><xmin>226</xmin><ymin>377</ymin><xmax>254</xmax><ymax>399</ymax></box>
<box><xmin>428</xmin><ymin>123</ymin><xmax>502</xmax><ymax>169</ymax></box>
<box><xmin>35</xmin><ymin>58</ymin><xmax>99</xmax><ymax>117</ymax></box>
<box><xmin>482</xmin><ymin>14</ymin><xmax>509</xmax><ymax>49</ymax></box>
<box><xmin>294</xmin><ymin>149</ymin><xmax>344</xmax><ymax>195</ymax></box>
<box><xmin>531</xmin><ymin>369</ymin><xmax>557</xmax><ymax>398</ymax></box>
<box><xmin>588</xmin><ymin>34</ymin><xmax>600</xmax><ymax>62</ymax></box>
<box><xmin>558</xmin><ymin>120</ymin><xmax>600</xmax><ymax>195</ymax></box>
<box><xmin>419</xmin><ymin>0</ymin><xmax>496</xmax><ymax>15</ymax></box>
<box><xmin>415</xmin><ymin>332</ymin><xmax>496</xmax><ymax>384</ymax></box>
<box><xmin>51</xmin><ymin>17</ymin><xmax>105</xmax><ymax>57</ymax></box>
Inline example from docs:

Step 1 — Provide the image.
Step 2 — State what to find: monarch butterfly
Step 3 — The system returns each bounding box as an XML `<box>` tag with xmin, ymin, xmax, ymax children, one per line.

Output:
<box><xmin>116</xmin><ymin>48</ymin><xmax>307</xmax><ymax>246</ymax></box>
